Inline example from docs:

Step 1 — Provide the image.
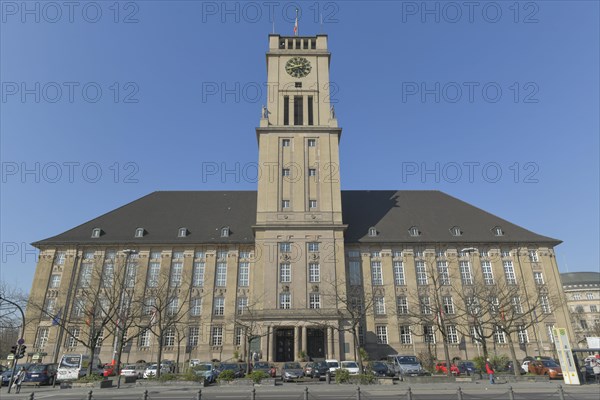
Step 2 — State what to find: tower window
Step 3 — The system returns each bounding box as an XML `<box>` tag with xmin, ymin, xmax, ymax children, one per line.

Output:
<box><xmin>308</xmin><ymin>96</ymin><xmax>314</xmax><ymax>125</ymax></box>
<box><xmin>279</xmin><ymin>39</ymin><xmax>285</xmax><ymax>49</ymax></box>
<box><xmin>293</xmin><ymin>96</ymin><xmax>303</xmax><ymax>125</ymax></box>
<box><xmin>282</xmin><ymin>200</ymin><xmax>290</xmax><ymax>209</ymax></box>
<box><xmin>282</xmin><ymin>139</ymin><xmax>290</xmax><ymax>147</ymax></box>
<box><xmin>308</xmin><ymin>139</ymin><xmax>316</xmax><ymax>147</ymax></box>
<box><xmin>309</xmin><ymin>200</ymin><xmax>317</xmax><ymax>208</ymax></box>
<box><xmin>311</xmin><ymin>39</ymin><xmax>316</xmax><ymax>49</ymax></box>
<box><xmin>91</xmin><ymin>228</ymin><xmax>102</xmax><ymax>238</ymax></box>
<box><xmin>303</xmin><ymin>39</ymin><xmax>309</xmax><ymax>49</ymax></box>
<box><xmin>282</xmin><ymin>169</ymin><xmax>290</xmax><ymax>177</ymax></box>
<box><xmin>308</xmin><ymin>168</ymin><xmax>316</xmax><ymax>177</ymax></box>
<box><xmin>135</xmin><ymin>228</ymin><xmax>145</xmax><ymax>238</ymax></box>
<box><xmin>283</xmin><ymin>96</ymin><xmax>290</xmax><ymax>125</ymax></box>
<box><xmin>295</xmin><ymin>82</ymin><xmax>302</xmax><ymax>88</ymax></box>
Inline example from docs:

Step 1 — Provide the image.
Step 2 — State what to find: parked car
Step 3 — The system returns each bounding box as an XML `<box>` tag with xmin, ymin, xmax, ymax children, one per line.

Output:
<box><xmin>121</xmin><ymin>364</ymin><xmax>146</xmax><ymax>378</ymax></box>
<box><xmin>218</xmin><ymin>363</ymin><xmax>244</xmax><ymax>378</ymax></box>
<box><xmin>143</xmin><ymin>364</ymin><xmax>170</xmax><ymax>379</ymax></box>
<box><xmin>521</xmin><ymin>360</ymin><xmax>531</xmax><ymax>374</ymax></box>
<box><xmin>21</xmin><ymin>363</ymin><xmax>58</xmax><ymax>386</ymax></box>
<box><xmin>368</xmin><ymin>361</ymin><xmax>395</xmax><ymax>377</ymax></box>
<box><xmin>192</xmin><ymin>362</ymin><xmax>219</xmax><ymax>383</ymax></box>
<box><xmin>507</xmin><ymin>361</ymin><xmax>526</xmax><ymax>375</ymax></box>
<box><xmin>340</xmin><ymin>361</ymin><xmax>361</xmax><ymax>375</ymax></box>
<box><xmin>325</xmin><ymin>359</ymin><xmax>340</xmax><ymax>376</ymax></box>
<box><xmin>457</xmin><ymin>361</ymin><xmax>477</xmax><ymax>376</ymax></box>
<box><xmin>435</xmin><ymin>362</ymin><xmax>460</xmax><ymax>375</ymax></box>
<box><xmin>303</xmin><ymin>361</ymin><xmax>329</xmax><ymax>379</ymax></box>
<box><xmin>387</xmin><ymin>355</ymin><xmax>427</xmax><ymax>377</ymax></box>
<box><xmin>1</xmin><ymin>370</ymin><xmax>14</xmax><ymax>386</ymax></box>
<box><xmin>102</xmin><ymin>363</ymin><xmax>121</xmax><ymax>377</ymax></box>
<box><xmin>252</xmin><ymin>361</ymin><xmax>276</xmax><ymax>377</ymax></box>
<box><xmin>528</xmin><ymin>359</ymin><xmax>563</xmax><ymax>379</ymax></box>
<box><xmin>281</xmin><ymin>362</ymin><xmax>304</xmax><ymax>382</ymax></box>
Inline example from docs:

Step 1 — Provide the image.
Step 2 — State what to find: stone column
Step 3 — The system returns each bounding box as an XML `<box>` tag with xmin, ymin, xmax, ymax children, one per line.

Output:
<box><xmin>241</xmin><ymin>328</ymin><xmax>247</xmax><ymax>361</ymax></box>
<box><xmin>324</xmin><ymin>327</ymin><xmax>329</xmax><ymax>358</ymax></box>
<box><xmin>269</xmin><ymin>326</ymin><xmax>276</xmax><ymax>362</ymax></box>
<box><xmin>302</xmin><ymin>326</ymin><xmax>308</xmax><ymax>356</ymax></box>
<box><xmin>294</xmin><ymin>326</ymin><xmax>300</xmax><ymax>361</ymax></box>
<box><xmin>329</xmin><ymin>327</ymin><xmax>335</xmax><ymax>359</ymax></box>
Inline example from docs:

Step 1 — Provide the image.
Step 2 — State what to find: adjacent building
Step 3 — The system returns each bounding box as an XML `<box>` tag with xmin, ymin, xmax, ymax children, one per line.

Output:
<box><xmin>23</xmin><ymin>34</ymin><xmax>573</xmax><ymax>368</ymax></box>
<box><xmin>561</xmin><ymin>272</ymin><xmax>600</xmax><ymax>347</ymax></box>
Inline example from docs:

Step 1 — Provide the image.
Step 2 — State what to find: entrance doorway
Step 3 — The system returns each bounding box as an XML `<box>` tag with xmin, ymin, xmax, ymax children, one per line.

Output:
<box><xmin>275</xmin><ymin>328</ymin><xmax>294</xmax><ymax>362</ymax></box>
<box><xmin>307</xmin><ymin>328</ymin><xmax>325</xmax><ymax>360</ymax></box>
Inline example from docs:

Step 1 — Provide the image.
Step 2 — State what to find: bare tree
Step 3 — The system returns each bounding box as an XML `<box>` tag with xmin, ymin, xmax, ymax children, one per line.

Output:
<box><xmin>233</xmin><ymin>295</ymin><xmax>273</xmax><ymax>375</ymax></box>
<box><xmin>0</xmin><ymin>282</ymin><xmax>28</xmax><ymax>359</ymax></box>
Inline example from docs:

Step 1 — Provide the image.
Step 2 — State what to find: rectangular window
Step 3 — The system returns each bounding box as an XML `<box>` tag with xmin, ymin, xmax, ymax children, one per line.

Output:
<box><xmin>190</xmin><ymin>298</ymin><xmax>202</xmax><ymax>316</ymax></box>
<box><xmin>44</xmin><ymin>297</ymin><xmax>56</xmax><ymax>316</ymax></box>
<box><xmin>376</xmin><ymin>326</ymin><xmax>388</xmax><ymax>344</ymax></box>
<box><xmin>139</xmin><ymin>329</ymin><xmax>152</xmax><ymax>347</ymax></box>
<box><xmin>400</xmin><ymin>326</ymin><xmax>412</xmax><ymax>344</ymax></box>
<box><xmin>235</xmin><ymin>326</ymin><xmax>243</xmax><ymax>346</ymax></box>
<box><xmin>308</xmin><ymin>242</ymin><xmax>319</xmax><ymax>252</ymax></box>
<box><xmin>239</xmin><ymin>250</ymin><xmax>250</xmax><ymax>259</ymax></box>
<box><xmin>437</xmin><ymin>261</ymin><xmax>450</xmax><ymax>285</ymax></box>
<box><xmin>518</xmin><ymin>325</ymin><xmax>529</xmax><ymax>343</ymax></box>
<box><xmin>591</xmin><ymin>305</ymin><xmax>598</xmax><ymax>313</ymax></box>
<box><xmin>143</xmin><ymin>298</ymin><xmax>156</xmax><ymax>316</ymax></box>
<box><xmin>503</xmin><ymin>261</ymin><xmax>517</xmax><ymax>285</ymax></box>
<box><xmin>125</xmin><ymin>257</ymin><xmax>138</xmax><ymax>288</ymax></box>
<box><xmin>279</xmin><ymin>242</ymin><xmax>291</xmax><ymax>253</ymax></box>
<box><xmin>573</xmin><ymin>293</ymin><xmax>581</xmax><ymax>300</ymax></box>
<box><xmin>416</xmin><ymin>261</ymin><xmax>428</xmax><ymax>285</ymax></box>
<box><xmin>501</xmin><ymin>249</ymin><xmax>511</xmax><ymax>257</ymax></box>
<box><xmin>79</xmin><ymin>262</ymin><xmax>93</xmax><ymax>288</ymax></box>
<box><xmin>349</xmin><ymin>261</ymin><xmax>361</xmax><ymax>286</ymax></box>
<box><xmin>371</xmin><ymin>251</ymin><xmax>380</xmax><ymax>258</ymax></box>
<box><xmin>460</xmin><ymin>261</ymin><xmax>473</xmax><ymax>285</ymax></box>
<box><xmin>55</xmin><ymin>251</ymin><xmax>66</xmax><ymax>265</ymax></box>
<box><xmin>309</xmin><ymin>293</ymin><xmax>321</xmax><ymax>309</ymax></box>
<box><xmin>443</xmin><ymin>296</ymin><xmax>455</xmax><ymax>314</ymax></box>
<box><xmin>307</xmin><ymin>96</ymin><xmax>314</xmax><ymax>125</ymax></box>
<box><xmin>309</xmin><ymin>200</ymin><xmax>317</xmax><ymax>208</ymax></box>
<box><xmin>528</xmin><ymin>250</ymin><xmax>539</xmax><ymax>262</ymax></box>
<box><xmin>282</xmin><ymin>138</ymin><xmax>290</xmax><ymax>147</ymax></box>
<box><xmin>420</xmin><ymin>296</ymin><xmax>432</xmax><ymax>314</ymax></box>
<box><xmin>541</xmin><ymin>295</ymin><xmax>551</xmax><ymax>314</ymax></box>
<box><xmin>489</xmin><ymin>296</ymin><xmax>500</xmax><ymax>315</ymax></box>
<box><xmin>309</xmin><ymin>263</ymin><xmax>320</xmax><ymax>283</ymax></box>
<box><xmin>374</xmin><ymin>296</ymin><xmax>386</xmax><ymax>315</ymax></box>
<box><xmin>424</xmin><ymin>325</ymin><xmax>435</xmax><ymax>343</ymax></box>
<box><xmin>216</xmin><ymin>262</ymin><xmax>227</xmax><ymax>286</ymax></box>
<box><xmin>279</xmin><ymin>293</ymin><xmax>291</xmax><ymax>309</ymax></box>
<box><xmin>282</xmin><ymin>168</ymin><xmax>290</xmax><ymax>177</ymax></box>
<box><xmin>580</xmin><ymin>320</ymin><xmax>588</xmax><ymax>329</ymax></box>
<box><xmin>397</xmin><ymin>296</ymin><xmax>409</xmax><ymax>314</ymax></box>
<box><xmin>280</xmin><ymin>263</ymin><xmax>291</xmax><ymax>283</ymax></box>
<box><xmin>217</xmin><ymin>250</ymin><xmax>228</xmax><ymax>260</ymax></box>
<box><xmin>170</xmin><ymin>261</ymin><xmax>183</xmax><ymax>287</ymax></box>
<box><xmin>512</xmin><ymin>296</ymin><xmax>523</xmax><ymax>314</ymax></box>
<box><xmin>371</xmin><ymin>261</ymin><xmax>383</xmax><ymax>285</ymax></box>
<box><xmin>547</xmin><ymin>324</ymin><xmax>555</xmax><ymax>343</ymax></box>
<box><xmin>308</xmin><ymin>168</ymin><xmax>316</xmax><ymax>177</ymax></box>
<box><xmin>470</xmin><ymin>325</ymin><xmax>482</xmax><ymax>343</ymax></box>
<box><xmin>35</xmin><ymin>327</ymin><xmax>50</xmax><ymax>348</ymax></box>
<box><xmin>163</xmin><ymin>327</ymin><xmax>175</xmax><ymax>346</ymax></box>
<box><xmin>193</xmin><ymin>262</ymin><xmax>205</xmax><ymax>287</ymax></box>
<box><xmin>66</xmin><ymin>327</ymin><xmax>80</xmax><ymax>347</ymax></box>
<box><xmin>146</xmin><ymin>262</ymin><xmax>160</xmax><ymax>288</ymax></box>
<box><xmin>214</xmin><ymin>297</ymin><xmax>225</xmax><ymax>316</ymax></box>
<box><xmin>494</xmin><ymin>326</ymin><xmax>506</xmax><ymax>344</ymax></box>
<box><xmin>348</xmin><ymin>250</ymin><xmax>360</xmax><ymax>258</ymax></box>
<box><xmin>293</xmin><ymin>96</ymin><xmax>303</xmax><ymax>125</ymax></box>
<box><xmin>188</xmin><ymin>327</ymin><xmax>200</xmax><ymax>347</ymax></box>
<box><xmin>586</xmin><ymin>293</ymin><xmax>594</xmax><ymax>300</ymax></box>
<box><xmin>447</xmin><ymin>325</ymin><xmax>459</xmax><ymax>344</ymax></box>
<box><xmin>393</xmin><ymin>261</ymin><xmax>405</xmax><ymax>285</ymax></box>
<box><xmin>308</xmin><ymin>139</ymin><xmax>316</xmax><ymax>147</ymax></box>
<box><xmin>49</xmin><ymin>274</ymin><xmax>62</xmax><ymax>288</ymax></box>
<box><xmin>167</xmin><ymin>297</ymin><xmax>179</xmax><ymax>316</ymax></box>
<box><xmin>237</xmin><ymin>297</ymin><xmax>248</xmax><ymax>315</ymax></box>
<box><xmin>533</xmin><ymin>272</ymin><xmax>544</xmax><ymax>285</ymax></box>
<box><xmin>358</xmin><ymin>324</ymin><xmax>365</xmax><ymax>346</ymax></box>
<box><xmin>211</xmin><ymin>326</ymin><xmax>223</xmax><ymax>346</ymax></box>
<box><xmin>72</xmin><ymin>297</ymin><xmax>85</xmax><ymax>318</ymax></box>
<box><xmin>283</xmin><ymin>96</ymin><xmax>289</xmax><ymax>125</ymax></box>
<box><xmin>481</xmin><ymin>261</ymin><xmax>494</xmax><ymax>285</ymax></box>
<box><xmin>238</xmin><ymin>262</ymin><xmax>250</xmax><ymax>287</ymax></box>
<box><xmin>150</xmin><ymin>251</ymin><xmax>162</xmax><ymax>260</ymax></box>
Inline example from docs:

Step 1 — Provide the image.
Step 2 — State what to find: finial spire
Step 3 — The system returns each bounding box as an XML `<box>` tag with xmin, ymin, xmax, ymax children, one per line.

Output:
<box><xmin>293</xmin><ymin>9</ymin><xmax>299</xmax><ymax>36</ymax></box>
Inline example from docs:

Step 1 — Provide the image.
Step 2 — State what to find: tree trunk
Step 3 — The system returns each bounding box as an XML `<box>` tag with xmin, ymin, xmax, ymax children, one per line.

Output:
<box><xmin>87</xmin><ymin>343</ymin><xmax>96</xmax><ymax>377</ymax></box>
<box><xmin>156</xmin><ymin>332</ymin><xmax>163</xmax><ymax>378</ymax></box>
<box><xmin>505</xmin><ymin>331</ymin><xmax>521</xmax><ymax>377</ymax></box>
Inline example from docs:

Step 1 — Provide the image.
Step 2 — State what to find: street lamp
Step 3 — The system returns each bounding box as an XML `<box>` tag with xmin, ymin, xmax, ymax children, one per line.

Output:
<box><xmin>0</xmin><ymin>295</ymin><xmax>25</xmax><ymax>394</ymax></box>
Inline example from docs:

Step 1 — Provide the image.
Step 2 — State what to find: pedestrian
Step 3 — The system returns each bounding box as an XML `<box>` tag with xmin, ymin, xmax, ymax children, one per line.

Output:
<box><xmin>14</xmin><ymin>366</ymin><xmax>26</xmax><ymax>393</ymax></box>
<box><xmin>485</xmin><ymin>358</ymin><xmax>495</xmax><ymax>384</ymax></box>
<box><xmin>592</xmin><ymin>357</ymin><xmax>600</xmax><ymax>384</ymax></box>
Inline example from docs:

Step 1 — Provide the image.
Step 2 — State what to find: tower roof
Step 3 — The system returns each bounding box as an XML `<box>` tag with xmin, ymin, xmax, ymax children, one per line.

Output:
<box><xmin>32</xmin><ymin>190</ymin><xmax>560</xmax><ymax>247</ymax></box>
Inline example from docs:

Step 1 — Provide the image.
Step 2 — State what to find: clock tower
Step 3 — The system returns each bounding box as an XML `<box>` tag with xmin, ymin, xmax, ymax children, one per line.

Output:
<box><xmin>252</xmin><ymin>34</ymin><xmax>347</xmax><ymax>362</ymax></box>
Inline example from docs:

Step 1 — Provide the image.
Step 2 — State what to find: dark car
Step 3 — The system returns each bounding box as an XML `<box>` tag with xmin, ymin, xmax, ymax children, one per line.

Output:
<box><xmin>252</xmin><ymin>362</ymin><xmax>275</xmax><ymax>377</ymax></box>
<box><xmin>456</xmin><ymin>361</ymin><xmax>477</xmax><ymax>376</ymax></box>
<box><xmin>23</xmin><ymin>363</ymin><xmax>58</xmax><ymax>386</ymax></box>
<box><xmin>303</xmin><ymin>361</ymin><xmax>329</xmax><ymax>379</ymax></box>
<box><xmin>369</xmin><ymin>361</ymin><xmax>395</xmax><ymax>377</ymax></box>
<box><xmin>1</xmin><ymin>370</ymin><xmax>14</xmax><ymax>386</ymax></box>
<box><xmin>218</xmin><ymin>363</ymin><xmax>244</xmax><ymax>378</ymax></box>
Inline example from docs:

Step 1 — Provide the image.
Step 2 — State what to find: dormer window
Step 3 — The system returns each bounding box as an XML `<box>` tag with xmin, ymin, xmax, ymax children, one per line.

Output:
<box><xmin>492</xmin><ymin>226</ymin><xmax>504</xmax><ymax>236</ymax></box>
<box><xmin>134</xmin><ymin>228</ymin><xmax>145</xmax><ymax>238</ymax></box>
<box><xmin>409</xmin><ymin>226</ymin><xmax>420</xmax><ymax>237</ymax></box>
<box><xmin>450</xmin><ymin>226</ymin><xmax>462</xmax><ymax>236</ymax></box>
<box><xmin>178</xmin><ymin>228</ymin><xmax>188</xmax><ymax>238</ymax></box>
<box><xmin>368</xmin><ymin>227</ymin><xmax>377</xmax><ymax>237</ymax></box>
<box><xmin>91</xmin><ymin>228</ymin><xmax>102</xmax><ymax>238</ymax></box>
<box><xmin>221</xmin><ymin>227</ymin><xmax>230</xmax><ymax>238</ymax></box>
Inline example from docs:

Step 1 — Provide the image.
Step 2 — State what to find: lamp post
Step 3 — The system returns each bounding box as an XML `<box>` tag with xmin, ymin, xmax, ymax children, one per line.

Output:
<box><xmin>1</xmin><ymin>295</ymin><xmax>25</xmax><ymax>394</ymax></box>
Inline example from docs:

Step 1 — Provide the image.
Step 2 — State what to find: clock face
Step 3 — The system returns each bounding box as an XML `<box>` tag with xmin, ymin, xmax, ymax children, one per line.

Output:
<box><xmin>285</xmin><ymin>57</ymin><xmax>311</xmax><ymax>78</ymax></box>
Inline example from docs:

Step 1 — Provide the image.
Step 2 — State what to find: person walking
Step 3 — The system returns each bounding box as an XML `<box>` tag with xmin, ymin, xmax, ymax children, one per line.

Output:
<box><xmin>14</xmin><ymin>366</ymin><xmax>26</xmax><ymax>393</ymax></box>
<box><xmin>592</xmin><ymin>356</ymin><xmax>600</xmax><ymax>384</ymax></box>
<box><xmin>485</xmin><ymin>359</ymin><xmax>495</xmax><ymax>384</ymax></box>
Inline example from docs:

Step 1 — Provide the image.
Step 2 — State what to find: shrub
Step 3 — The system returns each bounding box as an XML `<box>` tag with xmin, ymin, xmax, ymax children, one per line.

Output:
<box><xmin>158</xmin><ymin>373</ymin><xmax>177</xmax><ymax>382</ymax></box>
<box><xmin>335</xmin><ymin>369</ymin><xmax>351</xmax><ymax>383</ymax></box>
<box><xmin>180</xmin><ymin>370</ymin><xmax>203</xmax><ymax>382</ymax></box>
<box><xmin>248</xmin><ymin>370</ymin><xmax>269</xmax><ymax>383</ymax></box>
<box><xmin>217</xmin><ymin>370</ymin><xmax>236</xmax><ymax>382</ymax></box>
<box><xmin>77</xmin><ymin>374</ymin><xmax>104</xmax><ymax>383</ymax></box>
<box><xmin>357</xmin><ymin>373</ymin><xmax>376</xmax><ymax>385</ymax></box>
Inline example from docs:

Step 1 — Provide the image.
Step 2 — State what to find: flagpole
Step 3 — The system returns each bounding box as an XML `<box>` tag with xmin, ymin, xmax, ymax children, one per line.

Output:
<box><xmin>294</xmin><ymin>8</ymin><xmax>299</xmax><ymax>36</ymax></box>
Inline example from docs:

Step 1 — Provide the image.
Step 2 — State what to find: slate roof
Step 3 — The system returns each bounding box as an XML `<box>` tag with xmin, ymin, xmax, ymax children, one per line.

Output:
<box><xmin>33</xmin><ymin>190</ymin><xmax>560</xmax><ymax>247</ymax></box>
<box><xmin>560</xmin><ymin>272</ymin><xmax>600</xmax><ymax>287</ymax></box>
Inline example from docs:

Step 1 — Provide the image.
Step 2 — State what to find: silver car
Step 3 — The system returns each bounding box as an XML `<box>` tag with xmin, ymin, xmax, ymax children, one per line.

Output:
<box><xmin>281</xmin><ymin>362</ymin><xmax>304</xmax><ymax>382</ymax></box>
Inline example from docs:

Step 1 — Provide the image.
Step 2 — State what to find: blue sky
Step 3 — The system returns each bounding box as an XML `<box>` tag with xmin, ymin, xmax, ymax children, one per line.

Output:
<box><xmin>1</xmin><ymin>1</ymin><xmax>598</xmax><ymax>292</ymax></box>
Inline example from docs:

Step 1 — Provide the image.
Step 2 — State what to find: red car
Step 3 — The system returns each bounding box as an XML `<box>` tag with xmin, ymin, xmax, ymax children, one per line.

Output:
<box><xmin>102</xmin><ymin>363</ymin><xmax>120</xmax><ymax>377</ymax></box>
<box><xmin>435</xmin><ymin>362</ymin><xmax>460</xmax><ymax>375</ymax></box>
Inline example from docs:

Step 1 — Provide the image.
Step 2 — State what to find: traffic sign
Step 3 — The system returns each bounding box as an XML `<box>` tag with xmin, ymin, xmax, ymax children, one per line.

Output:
<box><xmin>17</xmin><ymin>338</ymin><xmax>24</xmax><ymax>345</ymax></box>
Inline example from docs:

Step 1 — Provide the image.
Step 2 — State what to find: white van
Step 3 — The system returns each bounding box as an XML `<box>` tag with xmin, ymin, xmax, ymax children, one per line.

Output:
<box><xmin>57</xmin><ymin>354</ymin><xmax>102</xmax><ymax>381</ymax></box>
